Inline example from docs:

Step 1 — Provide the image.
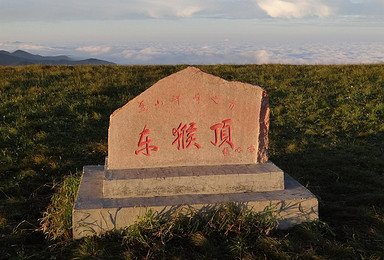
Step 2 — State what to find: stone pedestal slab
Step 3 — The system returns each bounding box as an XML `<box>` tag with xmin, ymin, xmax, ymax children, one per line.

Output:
<box><xmin>103</xmin><ymin>162</ymin><xmax>284</xmax><ymax>198</ymax></box>
<box><xmin>73</xmin><ymin>164</ymin><xmax>318</xmax><ymax>239</ymax></box>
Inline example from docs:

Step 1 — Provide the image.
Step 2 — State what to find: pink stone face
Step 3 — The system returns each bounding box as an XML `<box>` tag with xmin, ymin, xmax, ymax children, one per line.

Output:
<box><xmin>107</xmin><ymin>67</ymin><xmax>269</xmax><ymax>170</ymax></box>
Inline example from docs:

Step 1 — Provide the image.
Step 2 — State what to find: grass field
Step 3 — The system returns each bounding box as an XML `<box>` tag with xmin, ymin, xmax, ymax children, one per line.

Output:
<box><xmin>0</xmin><ymin>64</ymin><xmax>383</xmax><ymax>259</ymax></box>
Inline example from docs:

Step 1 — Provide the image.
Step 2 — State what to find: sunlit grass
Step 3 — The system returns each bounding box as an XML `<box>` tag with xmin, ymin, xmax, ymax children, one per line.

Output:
<box><xmin>1</xmin><ymin>64</ymin><xmax>383</xmax><ymax>258</ymax></box>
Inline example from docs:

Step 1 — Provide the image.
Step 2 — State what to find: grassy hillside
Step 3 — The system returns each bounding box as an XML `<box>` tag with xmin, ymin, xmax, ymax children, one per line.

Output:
<box><xmin>0</xmin><ymin>64</ymin><xmax>383</xmax><ymax>259</ymax></box>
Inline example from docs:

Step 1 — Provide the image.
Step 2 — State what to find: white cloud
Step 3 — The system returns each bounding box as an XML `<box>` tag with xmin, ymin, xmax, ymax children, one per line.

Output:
<box><xmin>253</xmin><ymin>50</ymin><xmax>270</xmax><ymax>64</ymax></box>
<box><xmin>144</xmin><ymin>3</ymin><xmax>202</xmax><ymax>18</ymax></box>
<box><xmin>0</xmin><ymin>42</ymin><xmax>55</xmax><ymax>52</ymax></box>
<box><xmin>76</xmin><ymin>46</ymin><xmax>111</xmax><ymax>54</ymax></box>
<box><xmin>3</xmin><ymin>39</ymin><xmax>384</xmax><ymax>65</ymax></box>
<box><xmin>19</xmin><ymin>44</ymin><xmax>52</xmax><ymax>51</ymax></box>
<box><xmin>0</xmin><ymin>0</ymin><xmax>301</xmax><ymax>22</ymax></box>
<box><xmin>1</xmin><ymin>0</ymin><xmax>384</xmax><ymax>23</ymax></box>
<box><xmin>175</xmin><ymin>6</ymin><xmax>201</xmax><ymax>18</ymax></box>
<box><xmin>257</xmin><ymin>0</ymin><xmax>331</xmax><ymax>18</ymax></box>
<box><xmin>140</xmin><ymin>1</ymin><xmax>204</xmax><ymax>18</ymax></box>
<box><xmin>139</xmin><ymin>47</ymin><xmax>161</xmax><ymax>55</ymax></box>
<box><xmin>122</xmin><ymin>50</ymin><xmax>136</xmax><ymax>59</ymax></box>
<box><xmin>152</xmin><ymin>41</ymin><xmax>383</xmax><ymax>65</ymax></box>
<box><xmin>121</xmin><ymin>47</ymin><xmax>165</xmax><ymax>62</ymax></box>
<box><xmin>0</xmin><ymin>0</ymin><xmax>210</xmax><ymax>21</ymax></box>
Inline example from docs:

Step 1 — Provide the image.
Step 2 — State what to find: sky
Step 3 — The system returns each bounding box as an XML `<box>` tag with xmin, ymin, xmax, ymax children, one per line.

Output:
<box><xmin>0</xmin><ymin>0</ymin><xmax>383</xmax><ymax>65</ymax></box>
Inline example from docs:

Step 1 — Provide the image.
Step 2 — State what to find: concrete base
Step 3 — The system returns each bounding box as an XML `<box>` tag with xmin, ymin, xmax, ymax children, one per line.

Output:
<box><xmin>73</xmin><ymin>164</ymin><xmax>318</xmax><ymax>239</ymax></box>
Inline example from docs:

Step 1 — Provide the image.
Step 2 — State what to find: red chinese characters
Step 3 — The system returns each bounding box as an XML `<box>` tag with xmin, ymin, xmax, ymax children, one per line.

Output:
<box><xmin>193</xmin><ymin>93</ymin><xmax>201</xmax><ymax>104</ymax></box>
<box><xmin>211</xmin><ymin>96</ymin><xmax>219</xmax><ymax>104</ymax></box>
<box><xmin>172</xmin><ymin>122</ymin><xmax>202</xmax><ymax>150</ymax></box>
<box><xmin>229</xmin><ymin>100</ymin><xmax>236</xmax><ymax>110</ymax></box>
<box><xmin>155</xmin><ymin>99</ymin><xmax>164</xmax><ymax>107</ymax></box>
<box><xmin>247</xmin><ymin>145</ymin><xmax>256</xmax><ymax>153</ymax></box>
<box><xmin>222</xmin><ymin>147</ymin><xmax>231</xmax><ymax>156</ymax></box>
<box><xmin>235</xmin><ymin>147</ymin><xmax>243</xmax><ymax>153</ymax></box>
<box><xmin>135</xmin><ymin>118</ymin><xmax>238</xmax><ymax>157</ymax></box>
<box><xmin>138</xmin><ymin>100</ymin><xmax>147</xmax><ymax>113</ymax></box>
<box><xmin>135</xmin><ymin>125</ymin><xmax>159</xmax><ymax>156</ymax></box>
<box><xmin>172</xmin><ymin>95</ymin><xmax>181</xmax><ymax>105</ymax></box>
<box><xmin>210</xmin><ymin>119</ymin><xmax>234</xmax><ymax>149</ymax></box>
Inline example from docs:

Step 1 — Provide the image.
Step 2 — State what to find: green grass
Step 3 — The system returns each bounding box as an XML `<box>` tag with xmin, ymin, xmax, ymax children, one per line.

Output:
<box><xmin>1</xmin><ymin>64</ymin><xmax>384</xmax><ymax>259</ymax></box>
<box><xmin>40</xmin><ymin>172</ymin><xmax>81</xmax><ymax>241</ymax></box>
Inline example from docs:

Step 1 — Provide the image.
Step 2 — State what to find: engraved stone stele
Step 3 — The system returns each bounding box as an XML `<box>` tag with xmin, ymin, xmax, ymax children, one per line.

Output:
<box><xmin>107</xmin><ymin>66</ymin><xmax>269</xmax><ymax>169</ymax></box>
<box><xmin>73</xmin><ymin>67</ymin><xmax>318</xmax><ymax>239</ymax></box>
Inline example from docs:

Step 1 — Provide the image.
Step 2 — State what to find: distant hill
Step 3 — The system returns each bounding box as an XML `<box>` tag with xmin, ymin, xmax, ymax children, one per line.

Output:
<box><xmin>0</xmin><ymin>50</ymin><xmax>115</xmax><ymax>66</ymax></box>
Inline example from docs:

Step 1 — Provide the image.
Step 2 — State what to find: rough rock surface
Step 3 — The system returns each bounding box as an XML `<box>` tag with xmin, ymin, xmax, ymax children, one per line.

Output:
<box><xmin>108</xmin><ymin>67</ymin><xmax>269</xmax><ymax>169</ymax></box>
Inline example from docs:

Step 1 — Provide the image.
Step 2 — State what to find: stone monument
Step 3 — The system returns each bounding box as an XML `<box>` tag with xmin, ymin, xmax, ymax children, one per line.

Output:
<box><xmin>73</xmin><ymin>67</ymin><xmax>318</xmax><ymax>239</ymax></box>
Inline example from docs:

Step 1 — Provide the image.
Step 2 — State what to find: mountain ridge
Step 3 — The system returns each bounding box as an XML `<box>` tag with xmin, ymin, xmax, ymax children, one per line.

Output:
<box><xmin>0</xmin><ymin>50</ymin><xmax>115</xmax><ymax>66</ymax></box>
